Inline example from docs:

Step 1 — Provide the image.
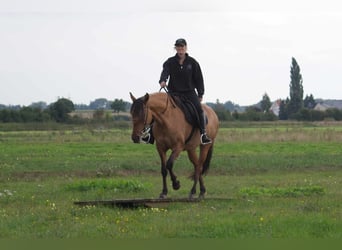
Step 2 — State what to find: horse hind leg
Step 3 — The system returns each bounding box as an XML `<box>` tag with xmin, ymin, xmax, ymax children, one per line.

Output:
<box><xmin>188</xmin><ymin>145</ymin><xmax>213</xmax><ymax>199</ymax></box>
<box><xmin>198</xmin><ymin>145</ymin><xmax>214</xmax><ymax>198</ymax></box>
<box><xmin>187</xmin><ymin>150</ymin><xmax>203</xmax><ymax>199</ymax></box>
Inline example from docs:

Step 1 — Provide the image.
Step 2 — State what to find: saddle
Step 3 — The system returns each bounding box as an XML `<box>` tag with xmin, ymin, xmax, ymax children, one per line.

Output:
<box><xmin>169</xmin><ymin>94</ymin><xmax>208</xmax><ymax>128</ymax></box>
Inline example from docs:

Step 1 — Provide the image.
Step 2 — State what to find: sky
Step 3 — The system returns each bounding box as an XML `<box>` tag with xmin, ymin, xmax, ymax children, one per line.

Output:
<box><xmin>1</xmin><ymin>0</ymin><xmax>342</xmax><ymax>106</ymax></box>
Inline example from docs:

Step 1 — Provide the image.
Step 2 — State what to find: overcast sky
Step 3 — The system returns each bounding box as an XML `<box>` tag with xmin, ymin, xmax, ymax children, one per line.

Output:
<box><xmin>1</xmin><ymin>0</ymin><xmax>342</xmax><ymax>106</ymax></box>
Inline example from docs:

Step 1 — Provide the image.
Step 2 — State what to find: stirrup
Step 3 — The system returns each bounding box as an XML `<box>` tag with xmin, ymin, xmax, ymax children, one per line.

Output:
<box><xmin>200</xmin><ymin>133</ymin><xmax>212</xmax><ymax>145</ymax></box>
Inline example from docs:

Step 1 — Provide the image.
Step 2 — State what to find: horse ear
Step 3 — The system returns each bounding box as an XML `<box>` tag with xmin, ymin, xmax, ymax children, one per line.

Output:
<box><xmin>143</xmin><ymin>93</ymin><xmax>149</xmax><ymax>103</ymax></box>
<box><xmin>129</xmin><ymin>92</ymin><xmax>136</xmax><ymax>102</ymax></box>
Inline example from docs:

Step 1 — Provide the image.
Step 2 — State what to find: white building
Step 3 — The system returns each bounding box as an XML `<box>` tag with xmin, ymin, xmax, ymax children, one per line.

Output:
<box><xmin>270</xmin><ymin>99</ymin><xmax>281</xmax><ymax>116</ymax></box>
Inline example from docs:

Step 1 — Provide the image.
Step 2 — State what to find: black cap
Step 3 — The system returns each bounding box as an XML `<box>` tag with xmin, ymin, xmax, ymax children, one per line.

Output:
<box><xmin>174</xmin><ymin>38</ymin><xmax>187</xmax><ymax>46</ymax></box>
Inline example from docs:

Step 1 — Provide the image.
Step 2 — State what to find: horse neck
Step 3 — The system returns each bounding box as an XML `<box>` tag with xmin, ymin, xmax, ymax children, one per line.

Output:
<box><xmin>147</xmin><ymin>93</ymin><xmax>172</xmax><ymax>123</ymax></box>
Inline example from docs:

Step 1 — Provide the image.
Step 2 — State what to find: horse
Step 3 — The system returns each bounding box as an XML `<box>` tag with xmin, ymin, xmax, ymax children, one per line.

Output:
<box><xmin>129</xmin><ymin>91</ymin><xmax>219</xmax><ymax>199</ymax></box>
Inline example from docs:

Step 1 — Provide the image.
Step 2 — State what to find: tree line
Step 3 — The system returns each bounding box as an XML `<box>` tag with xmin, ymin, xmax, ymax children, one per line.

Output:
<box><xmin>211</xmin><ymin>57</ymin><xmax>342</xmax><ymax>121</ymax></box>
<box><xmin>1</xmin><ymin>57</ymin><xmax>342</xmax><ymax>123</ymax></box>
<box><xmin>0</xmin><ymin>98</ymin><xmax>129</xmax><ymax>123</ymax></box>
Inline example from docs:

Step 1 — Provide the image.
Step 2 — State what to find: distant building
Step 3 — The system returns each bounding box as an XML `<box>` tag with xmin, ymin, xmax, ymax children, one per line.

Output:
<box><xmin>270</xmin><ymin>99</ymin><xmax>281</xmax><ymax>116</ymax></box>
<box><xmin>314</xmin><ymin>103</ymin><xmax>331</xmax><ymax>111</ymax></box>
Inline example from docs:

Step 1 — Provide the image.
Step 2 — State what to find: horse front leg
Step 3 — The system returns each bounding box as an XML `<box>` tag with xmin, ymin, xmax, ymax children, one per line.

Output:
<box><xmin>166</xmin><ymin>149</ymin><xmax>181</xmax><ymax>191</ymax></box>
<box><xmin>157</xmin><ymin>147</ymin><xmax>168</xmax><ymax>199</ymax></box>
<box><xmin>198</xmin><ymin>175</ymin><xmax>206</xmax><ymax>199</ymax></box>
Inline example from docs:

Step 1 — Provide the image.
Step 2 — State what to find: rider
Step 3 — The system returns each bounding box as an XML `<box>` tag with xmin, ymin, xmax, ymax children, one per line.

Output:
<box><xmin>159</xmin><ymin>38</ymin><xmax>212</xmax><ymax>145</ymax></box>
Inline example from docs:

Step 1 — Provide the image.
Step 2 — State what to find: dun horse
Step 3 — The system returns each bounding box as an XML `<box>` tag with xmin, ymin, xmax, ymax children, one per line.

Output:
<box><xmin>130</xmin><ymin>92</ymin><xmax>219</xmax><ymax>199</ymax></box>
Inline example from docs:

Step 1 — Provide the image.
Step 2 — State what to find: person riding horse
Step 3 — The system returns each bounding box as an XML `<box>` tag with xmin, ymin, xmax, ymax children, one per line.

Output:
<box><xmin>159</xmin><ymin>38</ymin><xmax>212</xmax><ymax>145</ymax></box>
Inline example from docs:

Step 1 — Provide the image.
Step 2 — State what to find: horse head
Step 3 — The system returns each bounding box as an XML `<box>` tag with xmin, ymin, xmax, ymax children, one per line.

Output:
<box><xmin>129</xmin><ymin>92</ymin><xmax>150</xmax><ymax>143</ymax></box>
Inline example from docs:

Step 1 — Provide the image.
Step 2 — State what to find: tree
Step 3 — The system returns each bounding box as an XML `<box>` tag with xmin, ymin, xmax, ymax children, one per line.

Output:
<box><xmin>213</xmin><ymin>99</ymin><xmax>233</xmax><ymax>121</ymax></box>
<box><xmin>244</xmin><ymin>106</ymin><xmax>262</xmax><ymax>121</ymax></box>
<box><xmin>278</xmin><ymin>99</ymin><xmax>289</xmax><ymax>120</ymax></box>
<box><xmin>261</xmin><ymin>93</ymin><xmax>272</xmax><ymax>113</ymax></box>
<box><xmin>304</xmin><ymin>94</ymin><xmax>316</xmax><ymax>109</ymax></box>
<box><xmin>232</xmin><ymin>110</ymin><xmax>239</xmax><ymax>120</ymax></box>
<box><xmin>288</xmin><ymin>57</ymin><xmax>304</xmax><ymax>115</ymax></box>
<box><xmin>111</xmin><ymin>98</ymin><xmax>126</xmax><ymax>114</ymax></box>
<box><xmin>49</xmin><ymin>98</ymin><xmax>75</xmax><ymax>122</ymax></box>
<box><xmin>20</xmin><ymin>107</ymin><xmax>38</xmax><ymax>122</ymax></box>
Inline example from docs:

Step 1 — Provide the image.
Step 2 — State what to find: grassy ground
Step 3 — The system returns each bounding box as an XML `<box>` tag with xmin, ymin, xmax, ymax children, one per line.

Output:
<box><xmin>0</xmin><ymin>122</ymin><xmax>341</xmax><ymax>238</ymax></box>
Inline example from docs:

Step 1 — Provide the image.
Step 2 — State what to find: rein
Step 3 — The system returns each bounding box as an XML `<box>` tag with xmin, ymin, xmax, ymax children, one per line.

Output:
<box><xmin>160</xmin><ymin>87</ymin><xmax>176</xmax><ymax>111</ymax></box>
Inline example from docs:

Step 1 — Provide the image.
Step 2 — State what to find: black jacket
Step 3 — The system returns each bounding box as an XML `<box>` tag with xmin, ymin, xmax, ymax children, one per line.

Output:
<box><xmin>159</xmin><ymin>53</ymin><xmax>204</xmax><ymax>98</ymax></box>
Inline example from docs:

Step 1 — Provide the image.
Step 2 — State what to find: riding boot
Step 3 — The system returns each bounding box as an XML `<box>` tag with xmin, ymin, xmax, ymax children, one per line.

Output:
<box><xmin>199</xmin><ymin>113</ymin><xmax>212</xmax><ymax>145</ymax></box>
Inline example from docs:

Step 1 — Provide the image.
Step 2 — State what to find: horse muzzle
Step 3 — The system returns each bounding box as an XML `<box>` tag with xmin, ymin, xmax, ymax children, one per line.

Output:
<box><xmin>131</xmin><ymin>134</ymin><xmax>141</xmax><ymax>143</ymax></box>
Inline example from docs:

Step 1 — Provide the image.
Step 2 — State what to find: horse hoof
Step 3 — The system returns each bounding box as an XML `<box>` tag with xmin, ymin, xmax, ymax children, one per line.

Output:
<box><xmin>159</xmin><ymin>193</ymin><xmax>167</xmax><ymax>199</ymax></box>
<box><xmin>189</xmin><ymin>193</ymin><xmax>196</xmax><ymax>200</ymax></box>
<box><xmin>173</xmin><ymin>181</ymin><xmax>180</xmax><ymax>190</ymax></box>
<box><xmin>198</xmin><ymin>193</ymin><xmax>205</xmax><ymax>200</ymax></box>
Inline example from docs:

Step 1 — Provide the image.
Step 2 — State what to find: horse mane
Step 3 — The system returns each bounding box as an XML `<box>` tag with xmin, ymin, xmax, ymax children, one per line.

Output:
<box><xmin>130</xmin><ymin>97</ymin><xmax>145</xmax><ymax>121</ymax></box>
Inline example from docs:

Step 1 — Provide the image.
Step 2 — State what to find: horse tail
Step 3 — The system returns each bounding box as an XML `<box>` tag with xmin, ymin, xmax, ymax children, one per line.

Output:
<box><xmin>202</xmin><ymin>144</ymin><xmax>214</xmax><ymax>175</ymax></box>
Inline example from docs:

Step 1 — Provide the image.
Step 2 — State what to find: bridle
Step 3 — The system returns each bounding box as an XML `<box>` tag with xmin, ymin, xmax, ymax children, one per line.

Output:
<box><xmin>140</xmin><ymin>102</ymin><xmax>153</xmax><ymax>142</ymax></box>
<box><xmin>140</xmin><ymin>88</ymin><xmax>174</xmax><ymax>143</ymax></box>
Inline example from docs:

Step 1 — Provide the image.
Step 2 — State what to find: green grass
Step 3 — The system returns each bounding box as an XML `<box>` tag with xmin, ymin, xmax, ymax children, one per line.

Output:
<box><xmin>239</xmin><ymin>186</ymin><xmax>325</xmax><ymax>197</ymax></box>
<box><xmin>0</xmin><ymin>123</ymin><xmax>342</xmax><ymax>238</ymax></box>
<box><xmin>1</xmin><ymin>172</ymin><xmax>341</xmax><ymax>238</ymax></box>
<box><xmin>66</xmin><ymin>179</ymin><xmax>150</xmax><ymax>193</ymax></box>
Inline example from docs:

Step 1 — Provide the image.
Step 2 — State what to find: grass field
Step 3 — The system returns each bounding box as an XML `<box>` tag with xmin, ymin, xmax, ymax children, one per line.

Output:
<box><xmin>0</xmin><ymin>122</ymin><xmax>341</xmax><ymax>238</ymax></box>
